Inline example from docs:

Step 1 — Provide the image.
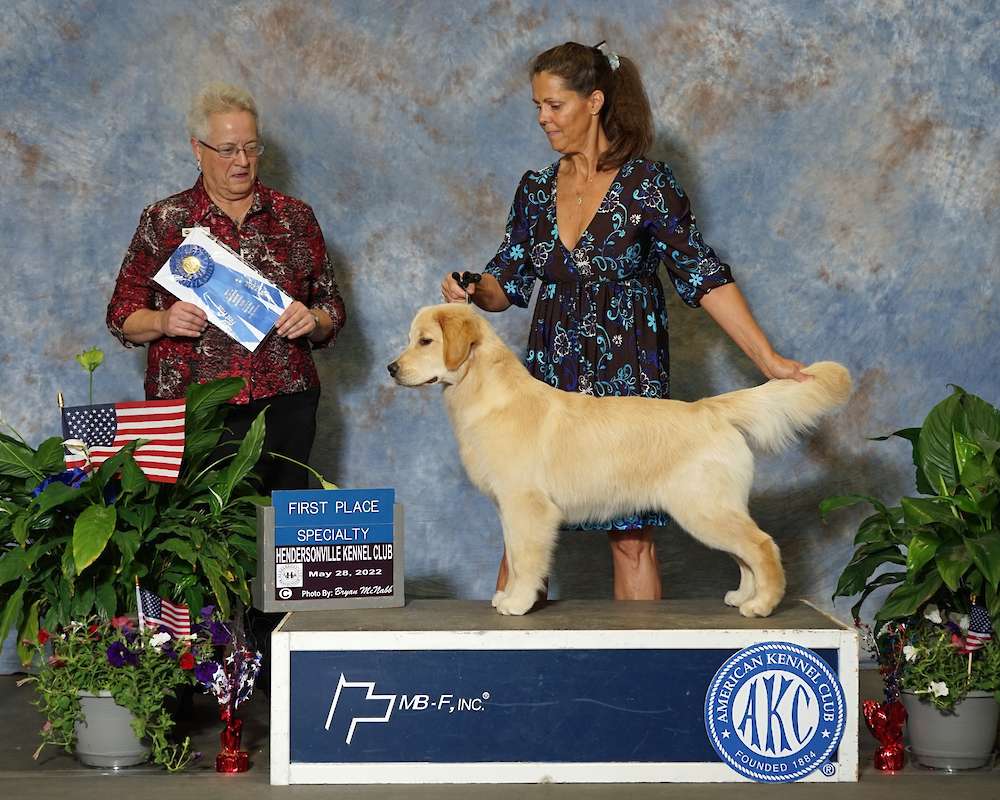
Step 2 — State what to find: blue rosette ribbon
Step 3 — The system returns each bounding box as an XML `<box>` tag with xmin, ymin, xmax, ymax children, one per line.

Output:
<box><xmin>169</xmin><ymin>244</ymin><xmax>285</xmax><ymax>345</ymax></box>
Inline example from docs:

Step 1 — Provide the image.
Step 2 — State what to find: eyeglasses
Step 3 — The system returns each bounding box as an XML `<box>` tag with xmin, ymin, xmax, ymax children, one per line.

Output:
<box><xmin>197</xmin><ymin>140</ymin><xmax>265</xmax><ymax>159</ymax></box>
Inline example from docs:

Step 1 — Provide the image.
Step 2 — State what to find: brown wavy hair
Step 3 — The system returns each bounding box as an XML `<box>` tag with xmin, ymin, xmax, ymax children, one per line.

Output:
<box><xmin>531</xmin><ymin>41</ymin><xmax>653</xmax><ymax>172</ymax></box>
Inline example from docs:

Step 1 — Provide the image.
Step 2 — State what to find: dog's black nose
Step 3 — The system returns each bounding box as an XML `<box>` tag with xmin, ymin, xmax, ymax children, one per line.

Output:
<box><xmin>387</xmin><ymin>361</ymin><xmax>399</xmax><ymax>377</ymax></box>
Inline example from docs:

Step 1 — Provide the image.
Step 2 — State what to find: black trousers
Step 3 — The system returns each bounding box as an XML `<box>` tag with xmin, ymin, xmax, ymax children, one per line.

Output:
<box><xmin>217</xmin><ymin>388</ymin><xmax>321</xmax><ymax>683</ymax></box>
<box><xmin>216</xmin><ymin>387</ymin><xmax>320</xmax><ymax>493</ymax></box>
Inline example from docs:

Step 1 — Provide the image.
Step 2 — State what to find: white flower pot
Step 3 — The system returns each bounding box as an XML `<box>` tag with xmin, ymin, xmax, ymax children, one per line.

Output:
<box><xmin>74</xmin><ymin>690</ymin><xmax>150</xmax><ymax>768</ymax></box>
<box><xmin>901</xmin><ymin>689</ymin><xmax>998</xmax><ymax>770</ymax></box>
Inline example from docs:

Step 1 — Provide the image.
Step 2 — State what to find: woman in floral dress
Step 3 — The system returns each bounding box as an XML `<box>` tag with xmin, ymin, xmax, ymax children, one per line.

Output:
<box><xmin>441</xmin><ymin>42</ymin><xmax>808</xmax><ymax>602</ymax></box>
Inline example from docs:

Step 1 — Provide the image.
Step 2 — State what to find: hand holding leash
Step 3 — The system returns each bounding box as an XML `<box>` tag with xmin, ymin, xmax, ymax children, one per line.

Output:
<box><xmin>442</xmin><ymin>271</ymin><xmax>482</xmax><ymax>304</ymax></box>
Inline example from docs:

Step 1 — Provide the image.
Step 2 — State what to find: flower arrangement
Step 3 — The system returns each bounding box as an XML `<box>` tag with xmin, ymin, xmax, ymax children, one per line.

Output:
<box><xmin>866</xmin><ymin>604</ymin><xmax>1000</xmax><ymax>712</ymax></box>
<box><xmin>20</xmin><ymin>604</ymin><xmax>260</xmax><ymax>771</ymax></box>
<box><xmin>0</xmin><ymin>370</ymin><xmax>267</xmax><ymax>666</ymax></box>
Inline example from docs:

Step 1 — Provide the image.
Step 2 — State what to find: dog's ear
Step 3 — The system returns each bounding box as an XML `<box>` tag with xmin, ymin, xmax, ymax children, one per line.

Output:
<box><xmin>436</xmin><ymin>310</ymin><xmax>479</xmax><ymax>371</ymax></box>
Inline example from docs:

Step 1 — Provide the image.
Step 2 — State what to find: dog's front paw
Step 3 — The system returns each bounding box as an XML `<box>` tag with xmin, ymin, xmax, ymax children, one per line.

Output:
<box><xmin>495</xmin><ymin>591</ymin><xmax>536</xmax><ymax>616</ymax></box>
<box><xmin>725</xmin><ymin>588</ymin><xmax>752</xmax><ymax>607</ymax></box>
<box><xmin>491</xmin><ymin>590</ymin><xmax>507</xmax><ymax>608</ymax></box>
<box><xmin>739</xmin><ymin>596</ymin><xmax>778</xmax><ymax>618</ymax></box>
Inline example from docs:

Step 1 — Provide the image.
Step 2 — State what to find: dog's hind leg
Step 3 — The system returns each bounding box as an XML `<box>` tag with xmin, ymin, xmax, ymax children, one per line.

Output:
<box><xmin>724</xmin><ymin>556</ymin><xmax>756</xmax><ymax>608</ymax></box>
<box><xmin>672</xmin><ymin>507</ymin><xmax>785</xmax><ymax>618</ymax></box>
<box><xmin>494</xmin><ymin>491</ymin><xmax>561</xmax><ymax>616</ymax></box>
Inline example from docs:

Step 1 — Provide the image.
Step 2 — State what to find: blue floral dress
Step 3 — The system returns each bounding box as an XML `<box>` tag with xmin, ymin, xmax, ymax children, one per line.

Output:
<box><xmin>484</xmin><ymin>157</ymin><xmax>735</xmax><ymax>531</ymax></box>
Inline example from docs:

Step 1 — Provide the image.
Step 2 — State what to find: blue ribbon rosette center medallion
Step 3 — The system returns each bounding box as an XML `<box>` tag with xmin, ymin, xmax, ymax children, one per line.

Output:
<box><xmin>170</xmin><ymin>244</ymin><xmax>215</xmax><ymax>288</ymax></box>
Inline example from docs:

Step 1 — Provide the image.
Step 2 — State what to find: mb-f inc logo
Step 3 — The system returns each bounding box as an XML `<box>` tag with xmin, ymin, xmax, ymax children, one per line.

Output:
<box><xmin>704</xmin><ymin>642</ymin><xmax>846</xmax><ymax>782</ymax></box>
<box><xmin>324</xmin><ymin>673</ymin><xmax>490</xmax><ymax>744</ymax></box>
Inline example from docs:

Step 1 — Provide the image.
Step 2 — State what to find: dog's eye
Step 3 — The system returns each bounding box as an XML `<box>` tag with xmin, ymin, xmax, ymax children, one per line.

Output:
<box><xmin>418</xmin><ymin>337</ymin><xmax>433</xmax><ymax>346</ymax></box>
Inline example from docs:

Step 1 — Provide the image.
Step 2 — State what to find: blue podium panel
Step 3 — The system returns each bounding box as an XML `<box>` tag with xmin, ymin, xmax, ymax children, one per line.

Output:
<box><xmin>270</xmin><ymin>600</ymin><xmax>859</xmax><ymax>785</ymax></box>
<box><xmin>289</xmin><ymin>648</ymin><xmax>838</xmax><ymax>764</ymax></box>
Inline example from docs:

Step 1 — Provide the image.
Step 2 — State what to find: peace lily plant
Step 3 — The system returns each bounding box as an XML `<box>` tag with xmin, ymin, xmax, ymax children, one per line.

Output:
<box><xmin>823</xmin><ymin>385</ymin><xmax>1000</xmax><ymax>710</ymax></box>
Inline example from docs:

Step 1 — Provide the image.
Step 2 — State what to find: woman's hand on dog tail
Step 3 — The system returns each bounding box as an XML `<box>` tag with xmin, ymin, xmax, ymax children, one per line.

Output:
<box><xmin>761</xmin><ymin>352</ymin><xmax>812</xmax><ymax>382</ymax></box>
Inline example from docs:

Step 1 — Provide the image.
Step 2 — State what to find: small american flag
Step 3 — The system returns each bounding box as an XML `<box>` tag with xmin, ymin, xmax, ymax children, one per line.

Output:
<box><xmin>62</xmin><ymin>399</ymin><xmax>186</xmax><ymax>484</ymax></box>
<box><xmin>964</xmin><ymin>604</ymin><xmax>994</xmax><ymax>652</ymax></box>
<box><xmin>136</xmin><ymin>584</ymin><xmax>191</xmax><ymax>637</ymax></box>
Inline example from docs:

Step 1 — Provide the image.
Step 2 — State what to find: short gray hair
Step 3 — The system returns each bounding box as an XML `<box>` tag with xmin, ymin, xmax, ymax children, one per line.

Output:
<box><xmin>187</xmin><ymin>82</ymin><xmax>260</xmax><ymax>140</ymax></box>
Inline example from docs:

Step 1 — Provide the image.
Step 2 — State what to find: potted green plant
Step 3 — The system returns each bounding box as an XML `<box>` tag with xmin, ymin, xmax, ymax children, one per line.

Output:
<box><xmin>0</xmin><ymin>375</ymin><xmax>267</xmax><ymax>662</ymax></box>
<box><xmin>822</xmin><ymin>385</ymin><xmax>1000</xmax><ymax>769</ymax></box>
<box><xmin>19</xmin><ymin>610</ymin><xmax>235</xmax><ymax>770</ymax></box>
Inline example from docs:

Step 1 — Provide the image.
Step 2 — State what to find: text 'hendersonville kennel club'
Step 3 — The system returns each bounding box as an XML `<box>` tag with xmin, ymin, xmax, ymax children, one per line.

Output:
<box><xmin>388</xmin><ymin>304</ymin><xmax>851</xmax><ymax>618</ymax></box>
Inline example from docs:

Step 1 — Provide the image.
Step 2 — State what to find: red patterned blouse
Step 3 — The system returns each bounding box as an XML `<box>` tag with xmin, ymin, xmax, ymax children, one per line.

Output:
<box><xmin>107</xmin><ymin>177</ymin><xmax>346</xmax><ymax>404</ymax></box>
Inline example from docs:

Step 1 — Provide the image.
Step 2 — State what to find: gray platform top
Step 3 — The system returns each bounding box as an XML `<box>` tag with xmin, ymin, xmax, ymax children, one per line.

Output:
<box><xmin>279</xmin><ymin>598</ymin><xmax>849</xmax><ymax>633</ymax></box>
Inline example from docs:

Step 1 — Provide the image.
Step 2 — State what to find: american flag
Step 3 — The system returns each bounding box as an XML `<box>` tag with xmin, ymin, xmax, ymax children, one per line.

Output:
<box><xmin>62</xmin><ymin>399</ymin><xmax>186</xmax><ymax>484</ymax></box>
<box><xmin>136</xmin><ymin>584</ymin><xmax>191</xmax><ymax>637</ymax></box>
<box><xmin>963</xmin><ymin>604</ymin><xmax>994</xmax><ymax>652</ymax></box>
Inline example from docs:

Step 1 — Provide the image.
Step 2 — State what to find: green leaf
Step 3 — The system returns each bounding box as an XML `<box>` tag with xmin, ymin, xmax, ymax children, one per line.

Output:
<box><xmin>32</xmin><ymin>481</ymin><xmax>82</xmax><ymax>514</ymax></box>
<box><xmin>71</xmin><ymin>584</ymin><xmax>95</xmax><ymax>617</ymax></box>
<box><xmin>213</xmin><ymin>409</ymin><xmax>265</xmax><ymax>508</ymax></box>
<box><xmin>120</xmin><ymin>454</ymin><xmax>148</xmax><ymax>494</ymax></box>
<box><xmin>199</xmin><ymin>556</ymin><xmax>229</xmax><ymax>619</ymax></box>
<box><xmin>834</xmin><ymin>546</ymin><xmax>906</xmax><ymax>598</ymax></box>
<box><xmin>95</xmin><ymin>580</ymin><xmax>117</xmax><ymax>619</ymax></box>
<box><xmin>972</xmin><ymin>431</ymin><xmax>1000</xmax><ymax>466</ymax></box>
<box><xmin>935</xmin><ymin>542</ymin><xmax>973</xmax><ymax>591</ymax></box>
<box><xmin>819</xmin><ymin>494</ymin><xmax>889</xmax><ymax>519</ymax></box>
<box><xmin>112</xmin><ymin>530</ymin><xmax>140</xmax><ymax>563</ymax></box>
<box><xmin>875</xmin><ymin>572</ymin><xmax>944</xmax><ymax>621</ymax></box>
<box><xmin>72</xmin><ymin>504</ymin><xmax>117</xmax><ymax>573</ymax></box>
<box><xmin>917</xmin><ymin>390</ymin><xmax>964</xmax><ymax>496</ymax></box>
<box><xmin>12</xmin><ymin>514</ymin><xmax>29</xmax><ymax>547</ymax></box>
<box><xmin>93</xmin><ymin>443</ymin><xmax>140</xmax><ymax>490</ymax></box>
<box><xmin>900</xmin><ymin>497</ymin><xmax>961</xmax><ymax>530</ymax></box>
<box><xmin>906</xmin><ymin>530</ymin><xmax>941</xmax><ymax>575</ymax></box>
<box><xmin>34</xmin><ymin>437</ymin><xmax>68</xmax><ymax>474</ymax></box>
<box><xmin>966</xmin><ymin>537</ymin><xmax>1000</xmax><ymax>592</ymax></box>
<box><xmin>958</xmin><ymin>391</ymin><xmax>1000</xmax><ymax>447</ymax></box>
<box><xmin>959</xmin><ymin>455</ymin><xmax>989</xmax><ymax>492</ymax></box>
<box><xmin>871</xmin><ymin>427</ymin><xmax>934</xmax><ymax>494</ymax></box>
<box><xmin>847</xmin><ymin>571</ymin><xmax>906</xmax><ymax>621</ymax></box>
<box><xmin>0</xmin><ymin>439</ymin><xmax>43</xmax><ymax>480</ymax></box>
<box><xmin>953</xmin><ymin>430</ymin><xmax>982</xmax><ymax>478</ymax></box>
<box><xmin>0</xmin><ymin>583</ymin><xmax>26</xmax><ymax>646</ymax></box>
<box><xmin>0</xmin><ymin>549</ymin><xmax>28</xmax><ymax>586</ymax></box>
<box><xmin>157</xmin><ymin>538</ymin><xmax>198</xmax><ymax>566</ymax></box>
<box><xmin>185</xmin><ymin>378</ymin><xmax>244</xmax><ymax>432</ymax></box>
<box><xmin>15</xmin><ymin>600</ymin><xmax>39</xmax><ymax>667</ymax></box>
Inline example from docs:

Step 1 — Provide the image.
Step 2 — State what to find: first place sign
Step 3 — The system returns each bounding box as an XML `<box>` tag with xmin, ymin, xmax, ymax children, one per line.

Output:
<box><xmin>253</xmin><ymin>488</ymin><xmax>404</xmax><ymax>611</ymax></box>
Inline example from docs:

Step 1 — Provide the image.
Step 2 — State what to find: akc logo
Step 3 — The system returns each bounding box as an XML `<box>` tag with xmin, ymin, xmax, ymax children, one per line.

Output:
<box><xmin>704</xmin><ymin>642</ymin><xmax>846</xmax><ymax>782</ymax></box>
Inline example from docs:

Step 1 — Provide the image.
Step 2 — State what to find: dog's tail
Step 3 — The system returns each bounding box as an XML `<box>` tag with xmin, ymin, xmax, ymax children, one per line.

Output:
<box><xmin>703</xmin><ymin>362</ymin><xmax>852</xmax><ymax>452</ymax></box>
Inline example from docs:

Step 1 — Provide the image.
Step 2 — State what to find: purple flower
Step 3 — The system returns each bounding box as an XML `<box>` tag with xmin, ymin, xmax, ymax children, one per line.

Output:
<box><xmin>31</xmin><ymin>468</ymin><xmax>88</xmax><ymax>497</ymax></box>
<box><xmin>199</xmin><ymin>605</ymin><xmax>216</xmax><ymax>620</ymax></box>
<box><xmin>209</xmin><ymin>621</ymin><xmax>232</xmax><ymax>646</ymax></box>
<box><xmin>194</xmin><ymin>660</ymin><xmax>220</xmax><ymax>684</ymax></box>
<box><xmin>107</xmin><ymin>642</ymin><xmax>128</xmax><ymax>667</ymax></box>
<box><xmin>107</xmin><ymin>641</ymin><xmax>139</xmax><ymax>667</ymax></box>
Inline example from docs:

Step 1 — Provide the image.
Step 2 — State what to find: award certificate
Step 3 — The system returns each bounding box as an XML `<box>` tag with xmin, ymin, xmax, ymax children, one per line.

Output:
<box><xmin>153</xmin><ymin>228</ymin><xmax>292</xmax><ymax>352</ymax></box>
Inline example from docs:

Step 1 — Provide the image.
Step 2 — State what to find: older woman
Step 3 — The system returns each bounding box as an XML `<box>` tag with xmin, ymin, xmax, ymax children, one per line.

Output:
<box><xmin>107</xmin><ymin>82</ymin><xmax>345</xmax><ymax>490</ymax></box>
<box><xmin>442</xmin><ymin>42</ymin><xmax>808</xmax><ymax>604</ymax></box>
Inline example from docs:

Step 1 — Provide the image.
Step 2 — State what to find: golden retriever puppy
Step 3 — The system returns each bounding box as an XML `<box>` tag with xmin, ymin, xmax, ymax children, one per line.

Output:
<box><xmin>388</xmin><ymin>304</ymin><xmax>851</xmax><ymax>617</ymax></box>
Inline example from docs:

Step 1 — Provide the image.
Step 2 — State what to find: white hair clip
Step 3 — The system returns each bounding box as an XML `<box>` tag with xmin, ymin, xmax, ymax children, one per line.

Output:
<box><xmin>595</xmin><ymin>40</ymin><xmax>620</xmax><ymax>71</ymax></box>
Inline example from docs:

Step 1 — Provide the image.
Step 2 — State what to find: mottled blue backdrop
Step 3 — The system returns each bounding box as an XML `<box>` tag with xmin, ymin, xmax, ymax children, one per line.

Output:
<box><xmin>2</xmin><ymin>1</ymin><xmax>997</xmax><ymax>622</ymax></box>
